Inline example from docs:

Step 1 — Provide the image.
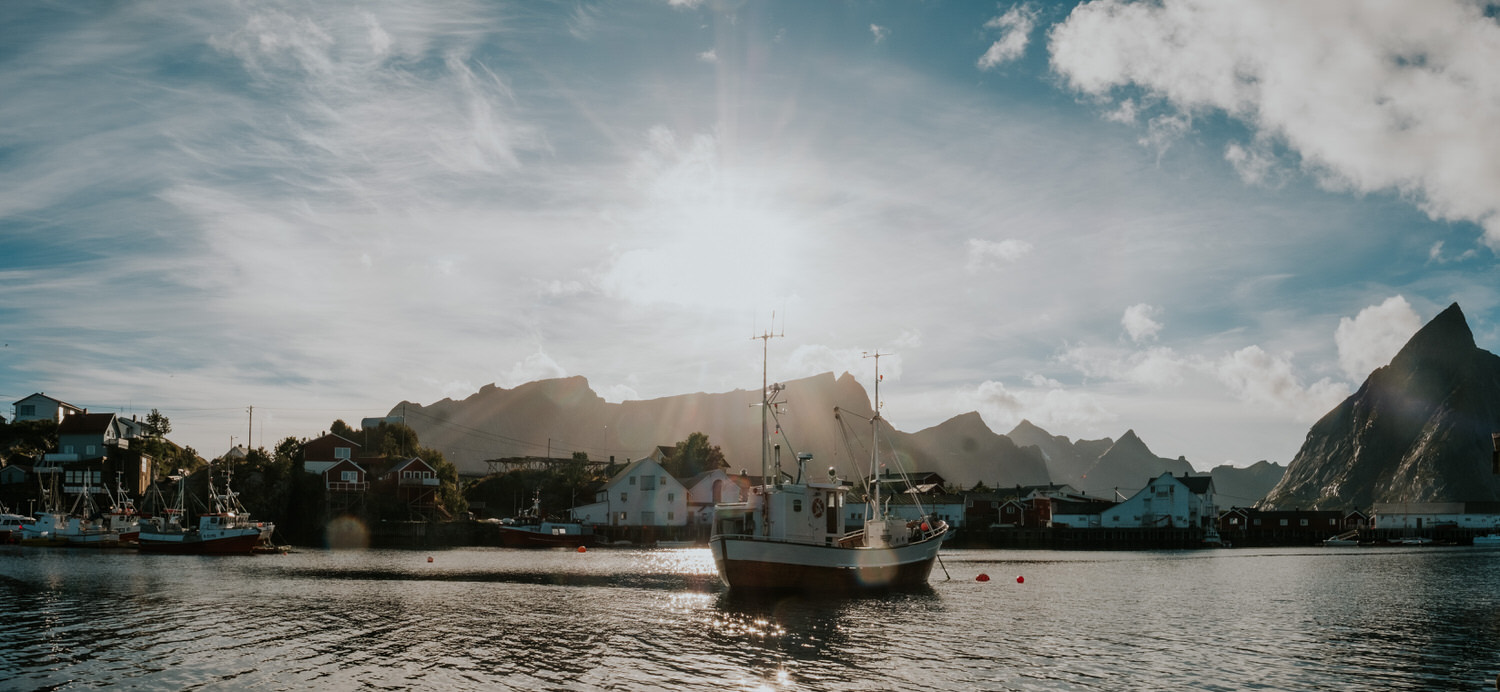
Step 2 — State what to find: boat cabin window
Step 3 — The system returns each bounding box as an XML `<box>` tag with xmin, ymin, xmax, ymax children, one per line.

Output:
<box><xmin>793</xmin><ymin>499</ymin><xmax>802</xmax><ymax>513</ymax></box>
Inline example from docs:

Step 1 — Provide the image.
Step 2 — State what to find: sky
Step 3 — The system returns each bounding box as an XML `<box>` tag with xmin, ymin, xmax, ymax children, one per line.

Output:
<box><xmin>3</xmin><ymin>0</ymin><xmax>1499</xmax><ymax>470</ymax></box>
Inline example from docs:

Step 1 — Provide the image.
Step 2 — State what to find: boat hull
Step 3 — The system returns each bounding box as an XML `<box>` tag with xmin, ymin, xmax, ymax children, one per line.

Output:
<box><xmin>137</xmin><ymin>530</ymin><xmax>264</xmax><ymax>555</ymax></box>
<box><xmin>710</xmin><ymin>528</ymin><xmax>946</xmax><ymax>592</ymax></box>
<box><xmin>497</xmin><ymin>526</ymin><xmax>599</xmax><ymax>549</ymax></box>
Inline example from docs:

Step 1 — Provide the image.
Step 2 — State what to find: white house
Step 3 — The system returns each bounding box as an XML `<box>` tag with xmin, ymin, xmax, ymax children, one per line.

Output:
<box><xmin>570</xmin><ymin>458</ymin><xmax>688</xmax><ymax>527</ymax></box>
<box><xmin>12</xmin><ymin>393</ymin><xmax>84</xmax><ymax>423</ymax></box>
<box><xmin>1372</xmin><ymin>502</ymin><xmax>1500</xmax><ymax>530</ymax></box>
<box><xmin>681</xmin><ymin>469</ymin><xmax>755</xmax><ymax>527</ymax></box>
<box><xmin>1100</xmin><ymin>472</ymin><xmax>1216</xmax><ymax>529</ymax></box>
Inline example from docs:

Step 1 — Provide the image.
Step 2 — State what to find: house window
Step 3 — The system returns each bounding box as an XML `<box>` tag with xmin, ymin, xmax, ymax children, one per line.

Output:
<box><xmin>335</xmin><ymin>447</ymin><xmax>351</xmax><ymax>459</ymax></box>
<box><xmin>1253</xmin><ymin>519</ymin><xmax>1262</xmax><ymax>526</ymax></box>
<box><xmin>64</xmin><ymin>445</ymin><xmax>75</xmax><ymax>454</ymax></box>
<box><xmin>341</xmin><ymin>471</ymin><xmax>358</xmax><ymax>482</ymax></box>
<box><xmin>620</xmin><ymin>492</ymin><xmax>628</xmax><ymax>502</ymax></box>
<box><xmin>667</xmin><ymin>512</ymin><xmax>675</xmax><ymax>521</ymax></box>
<box><xmin>86</xmin><ymin>445</ymin><xmax>96</xmax><ymax>456</ymax></box>
<box><xmin>1300</xmin><ymin>519</ymin><xmax>1309</xmax><ymax>527</ymax></box>
<box><xmin>1228</xmin><ymin>517</ymin><xmax>1240</xmax><ymax>525</ymax></box>
<box><xmin>1280</xmin><ymin>519</ymin><xmax>1289</xmax><ymax>526</ymax></box>
<box><xmin>667</xmin><ymin>493</ymin><xmax>675</xmax><ymax>502</ymax></box>
<box><xmin>642</xmin><ymin>475</ymin><xmax>656</xmax><ymax>490</ymax></box>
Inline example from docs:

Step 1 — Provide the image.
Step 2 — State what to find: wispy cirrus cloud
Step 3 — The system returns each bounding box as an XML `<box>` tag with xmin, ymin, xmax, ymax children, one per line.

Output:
<box><xmin>978</xmin><ymin>4</ymin><xmax>1038</xmax><ymax>70</ymax></box>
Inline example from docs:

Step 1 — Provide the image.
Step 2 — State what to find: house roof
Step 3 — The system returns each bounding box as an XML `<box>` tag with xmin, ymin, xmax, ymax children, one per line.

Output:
<box><xmin>388</xmin><ymin>457</ymin><xmax>433</xmax><ymax>475</ymax></box>
<box><xmin>309</xmin><ymin>432</ymin><xmax>362</xmax><ymax>448</ymax></box>
<box><xmin>1178</xmin><ymin>476</ymin><xmax>1214</xmax><ymax>494</ymax></box>
<box><xmin>57</xmin><ymin>412</ymin><xmax>117</xmax><ymax>436</ymax></box>
<box><xmin>13</xmin><ymin>392</ymin><xmax>82</xmax><ymax>409</ymax></box>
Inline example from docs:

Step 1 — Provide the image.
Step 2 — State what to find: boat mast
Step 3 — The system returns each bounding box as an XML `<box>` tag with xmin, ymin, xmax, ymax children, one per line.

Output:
<box><xmin>753</xmin><ymin>314</ymin><xmax>783</xmax><ymax>537</ymax></box>
<box><xmin>864</xmin><ymin>351</ymin><xmax>888</xmax><ymax>519</ymax></box>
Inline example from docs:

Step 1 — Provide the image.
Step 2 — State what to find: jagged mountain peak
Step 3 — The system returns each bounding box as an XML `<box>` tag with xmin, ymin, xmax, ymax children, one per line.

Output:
<box><xmin>1261</xmin><ymin>302</ymin><xmax>1500</xmax><ymax>509</ymax></box>
<box><xmin>1388</xmin><ymin>302</ymin><xmax>1476</xmax><ymax>372</ymax></box>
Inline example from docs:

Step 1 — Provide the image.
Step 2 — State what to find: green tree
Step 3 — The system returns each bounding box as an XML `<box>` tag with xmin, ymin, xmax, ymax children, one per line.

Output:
<box><xmin>662</xmin><ymin>432</ymin><xmax>727</xmax><ymax>479</ymax></box>
<box><xmin>144</xmin><ymin>409</ymin><xmax>171</xmax><ymax>438</ymax></box>
<box><xmin>329</xmin><ymin>419</ymin><xmax>357</xmax><ymax>441</ymax></box>
<box><xmin>0</xmin><ymin>419</ymin><xmax>58</xmax><ymax>461</ymax></box>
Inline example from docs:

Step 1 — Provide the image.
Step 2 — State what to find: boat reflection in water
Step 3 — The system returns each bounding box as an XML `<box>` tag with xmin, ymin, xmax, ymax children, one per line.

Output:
<box><xmin>710</xmin><ymin>332</ymin><xmax>947</xmax><ymax>593</ymax></box>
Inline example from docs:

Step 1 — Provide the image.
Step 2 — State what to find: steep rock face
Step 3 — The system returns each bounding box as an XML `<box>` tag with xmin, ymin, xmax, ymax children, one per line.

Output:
<box><xmin>1261</xmin><ymin>303</ymin><xmax>1500</xmax><ymax>510</ymax></box>
<box><xmin>1007</xmin><ymin>419</ymin><xmax>1107</xmax><ymax>484</ymax></box>
<box><xmin>1209</xmin><ymin>461</ymin><xmax>1286</xmax><ymax>508</ymax></box>
<box><xmin>1076</xmin><ymin>429</ymin><xmax>1194</xmax><ymax>497</ymax></box>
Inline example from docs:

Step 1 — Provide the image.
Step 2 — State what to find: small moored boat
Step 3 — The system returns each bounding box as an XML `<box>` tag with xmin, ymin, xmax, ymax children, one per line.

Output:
<box><xmin>709</xmin><ymin>334</ymin><xmax>948</xmax><ymax>593</ymax></box>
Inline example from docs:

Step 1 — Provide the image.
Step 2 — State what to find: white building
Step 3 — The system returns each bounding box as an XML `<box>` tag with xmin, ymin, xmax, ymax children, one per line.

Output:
<box><xmin>11</xmin><ymin>393</ymin><xmax>84</xmax><ymax>424</ymax></box>
<box><xmin>1100</xmin><ymin>472</ymin><xmax>1216</xmax><ymax>529</ymax></box>
<box><xmin>1372</xmin><ymin>502</ymin><xmax>1500</xmax><ymax>530</ymax></box>
<box><xmin>681</xmin><ymin>468</ymin><xmax>754</xmax><ymax>527</ymax></box>
<box><xmin>571</xmin><ymin>458</ymin><xmax>688</xmax><ymax>527</ymax></box>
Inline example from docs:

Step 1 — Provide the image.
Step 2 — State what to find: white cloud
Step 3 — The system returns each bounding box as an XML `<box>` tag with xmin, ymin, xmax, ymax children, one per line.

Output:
<box><xmin>1224</xmin><ymin>140</ymin><xmax>1283</xmax><ymax>187</ymax></box>
<box><xmin>966</xmin><ymin>379</ymin><xmax>1117</xmax><ymax>432</ymax></box>
<box><xmin>1059</xmin><ymin>343</ymin><xmax>1187</xmax><ymax>388</ymax></box>
<box><xmin>870</xmin><ymin>24</ymin><xmax>889</xmax><ymax>44</ymax></box>
<box><xmin>1213</xmin><ymin>345</ymin><xmax>1350</xmax><ymax>420</ymax></box>
<box><xmin>697</xmin><ymin>49</ymin><xmax>717</xmax><ymax>63</ymax></box>
<box><xmin>1139</xmin><ymin>113</ymin><xmax>1190</xmax><ymax>162</ymax></box>
<box><xmin>785</xmin><ymin>344</ymin><xmax>904</xmax><ymax>383</ymax></box>
<box><xmin>965</xmin><ymin>238</ymin><xmax>1033</xmax><ymax>272</ymax></box>
<box><xmin>1121</xmin><ymin>303</ymin><xmax>1163</xmax><ymax>343</ymax></box>
<box><xmin>599</xmin><ymin>383</ymin><xmax>642</xmax><ymax>403</ymax></box>
<box><xmin>502</xmin><ymin>350</ymin><xmax>569</xmax><ymax>388</ymax></box>
<box><xmin>978</xmin><ymin>4</ymin><xmax>1038</xmax><ymax>70</ymax></box>
<box><xmin>1427</xmin><ymin>240</ymin><xmax>1479</xmax><ymax>264</ymax></box>
<box><xmin>1103</xmin><ymin>98</ymin><xmax>1137</xmax><ymax>124</ymax></box>
<box><xmin>1334</xmin><ymin>295</ymin><xmax>1423</xmax><ymax>379</ymax></box>
<box><xmin>1049</xmin><ymin>0</ymin><xmax>1500</xmax><ymax>249</ymax></box>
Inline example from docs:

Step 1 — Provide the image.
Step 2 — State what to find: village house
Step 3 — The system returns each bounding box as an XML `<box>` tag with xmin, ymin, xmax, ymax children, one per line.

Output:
<box><xmin>11</xmin><ymin>393</ymin><xmax>84</xmax><ymax>424</ymax></box>
<box><xmin>41</xmin><ymin>411</ymin><xmax>152</xmax><ymax>498</ymax></box>
<box><xmin>1048</xmin><ymin>497</ymin><xmax>1116</xmax><ymax>528</ymax></box>
<box><xmin>1371</xmin><ymin>502</ymin><xmax>1500</xmax><ymax>531</ymax></box>
<box><xmin>1217</xmin><ymin>507</ymin><xmax>1346</xmax><ymax>545</ymax></box>
<box><xmin>681</xmin><ymin>468</ymin><xmax>753</xmax><ymax>528</ymax></box>
<box><xmin>385</xmin><ymin>457</ymin><xmax>441</xmax><ymax>520</ymax></box>
<box><xmin>569</xmin><ymin>457</ymin><xmax>688</xmax><ymax>529</ymax></box>
<box><xmin>1100</xmin><ymin>472</ymin><xmax>1216</xmax><ymax>529</ymax></box>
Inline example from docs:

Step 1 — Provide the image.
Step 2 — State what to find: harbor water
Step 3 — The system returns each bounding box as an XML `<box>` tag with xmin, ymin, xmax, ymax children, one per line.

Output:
<box><xmin>3</xmin><ymin>544</ymin><xmax>1500</xmax><ymax>690</ymax></box>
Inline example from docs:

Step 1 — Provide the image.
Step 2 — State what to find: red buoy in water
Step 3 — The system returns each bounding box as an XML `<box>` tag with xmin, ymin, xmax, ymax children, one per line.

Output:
<box><xmin>1016</xmin><ymin>575</ymin><xmax>1025</xmax><ymax>584</ymax></box>
<box><xmin>427</xmin><ymin>556</ymin><xmax>434</xmax><ymax>563</ymax></box>
<box><xmin>976</xmin><ymin>573</ymin><xmax>990</xmax><ymax>582</ymax></box>
<box><xmin>577</xmin><ymin>545</ymin><xmax>587</xmax><ymax>553</ymax></box>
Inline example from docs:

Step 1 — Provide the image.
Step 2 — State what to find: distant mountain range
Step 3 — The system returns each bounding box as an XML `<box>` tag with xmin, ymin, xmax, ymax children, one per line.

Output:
<box><xmin>390</xmin><ymin>372</ymin><xmax>1285</xmax><ymax>506</ymax></box>
<box><xmin>1260</xmin><ymin>303</ymin><xmax>1500</xmax><ymax>510</ymax></box>
<box><xmin>393</xmin><ymin>302</ymin><xmax>1498</xmax><ymax>512</ymax></box>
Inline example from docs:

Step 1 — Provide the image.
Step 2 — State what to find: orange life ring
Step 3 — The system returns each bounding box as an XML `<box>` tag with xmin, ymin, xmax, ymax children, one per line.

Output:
<box><xmin>811</xmin><ymin>497</ymin><xmax>825</xmax><ymax>518</ymax></box>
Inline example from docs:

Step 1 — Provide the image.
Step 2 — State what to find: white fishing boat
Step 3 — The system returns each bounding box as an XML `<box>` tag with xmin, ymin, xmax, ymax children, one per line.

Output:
<box><xmin>18</xmin><ymin>471</ymin><xmax>131</xmax><ymax>547</ymax></box>
<box><xmin>138</xmin><ymin>464</ymin><xmax>274</xmax><ymax>555</ymax></box>
<box><xmin>0</xmin><ymin>510</ymin><xmax>33</xmax><ymax>544</ymax></box>
<box><xmin>709</xmin><ymin>332</ymin><xmax>948</xmax><ymax>593</ymax></box>
<box><xmin>1474</xmin><ymin>534</ymin><xmax>1500</xmax><ymax>546</ymax></box>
